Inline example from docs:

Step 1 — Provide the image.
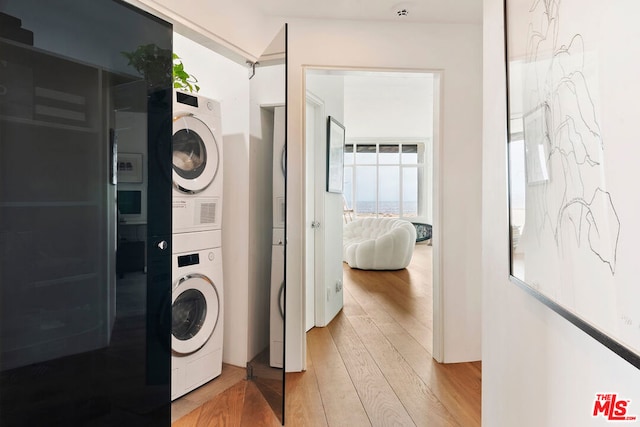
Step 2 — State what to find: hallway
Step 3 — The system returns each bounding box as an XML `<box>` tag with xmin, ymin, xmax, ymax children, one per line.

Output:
<box><xmin>173</xmin><ymin>243</ymin><xmax>481</xmax><ymax>426</ymax></box>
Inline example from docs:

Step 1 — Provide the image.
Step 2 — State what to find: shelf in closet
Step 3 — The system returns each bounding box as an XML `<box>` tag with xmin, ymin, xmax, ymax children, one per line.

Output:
<box><xmin>0</xmin><ymin>114</ymin><xmax>99</xmax><ymax>133</ymax></box>
<box><xmin>31</xmin><ymin>272</ymin><xmax>98</xmax><ymax>289</ymax></box>
<box><xmin>1</xmin><ymin>38</ymin><xmax>101</xmax><ymax>132</ymax></box>
<box><xmin>0</xmin><ymin>201</ymin><xmax>99</xmax><ymax>208</ymax></box>
<box><xmin>3</xmin><ymin>320</ymin><xmax>103</xmax><ymax>355</ymax></box>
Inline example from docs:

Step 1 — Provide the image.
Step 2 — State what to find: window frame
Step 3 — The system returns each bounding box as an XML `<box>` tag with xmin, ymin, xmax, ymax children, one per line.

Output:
<box><xmin>344</xmin><ymin>137</ymin><xmax>429</xmax><ymax>220</ymax></box>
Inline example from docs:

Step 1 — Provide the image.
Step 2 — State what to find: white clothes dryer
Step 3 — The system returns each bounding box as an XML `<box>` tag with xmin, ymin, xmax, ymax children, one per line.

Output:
<box><xmin>172</xmin><ymin>91</ymin><xmax>223</xmax><ymax>234</ymax></box>
<box><xmin>171</xmin><ymin>230</ymin><xmax>223</xmax><ymax>400</ymax></box>
<box><xmin>270</xmin><ymin>106</ymin><xmax>286</xmax><ymax>368</ymax></box>
<box><xmin>272</xmin><ymin>106</ymin><xmax>286</xmax><ymax>230</ymax></box>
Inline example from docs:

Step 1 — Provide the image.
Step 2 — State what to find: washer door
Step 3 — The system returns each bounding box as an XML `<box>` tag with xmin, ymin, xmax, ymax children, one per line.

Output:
<box><xmin>172</xmin><ymin>114</ymin><xmax>220</xmax><ymax>194</ymax></box>
<box><xmin>172</xmin><ymin>273</ymin><xmax>220</xmax><ymax>355</ymax></box>
<box><xmin>278</xmin><ymin>281</ymin><xmax>285</xmax><ymax>320</ymax></box>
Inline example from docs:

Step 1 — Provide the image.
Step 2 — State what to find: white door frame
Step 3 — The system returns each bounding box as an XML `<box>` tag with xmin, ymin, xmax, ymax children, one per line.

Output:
<box><xmin>301</xmin><ymin>66</ymin><xmax>445</xmax><ymax>362</ymax></box>
<box><xmin>431</xmin><ymin>71</ymin><xmax>444</xmax><ymax>362</ymax></box>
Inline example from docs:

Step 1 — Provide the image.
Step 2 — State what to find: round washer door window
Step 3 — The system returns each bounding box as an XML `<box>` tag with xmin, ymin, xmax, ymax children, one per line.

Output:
<box><xmin>172</xmin><ymin>114</ymin><xmax>219</xmax><ymax>193</ymax></box>
<box><xmin>172</xmin><ymin>274</ymin><xmax>220</xmax><ymax>355</ymax></box>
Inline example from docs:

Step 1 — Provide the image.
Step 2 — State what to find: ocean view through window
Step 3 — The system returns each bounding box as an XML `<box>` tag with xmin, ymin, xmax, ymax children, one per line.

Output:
<box><xmin>344</xmin><ymin>141</ymin><xmax>427</xmax><ymax>219</ymax></box>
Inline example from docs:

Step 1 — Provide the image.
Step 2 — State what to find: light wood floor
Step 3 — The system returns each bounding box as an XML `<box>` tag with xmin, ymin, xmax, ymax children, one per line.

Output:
<box><xmin>173</xmin><ymin>243</ymin><xmax>481</xmax><ymax>426</ymax></box>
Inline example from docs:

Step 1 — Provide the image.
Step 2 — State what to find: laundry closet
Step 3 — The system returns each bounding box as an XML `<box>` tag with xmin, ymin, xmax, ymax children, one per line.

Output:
<box><xmin>169</xmin><ymin>30</ymin><xmax>287</xmax><ymax>408</ymax></box>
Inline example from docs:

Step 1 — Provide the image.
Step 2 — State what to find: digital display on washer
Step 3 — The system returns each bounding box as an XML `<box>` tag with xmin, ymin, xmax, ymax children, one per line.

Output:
<box><xmin>176</xmin><ymin>92</ymin><xmax>198</xmax><ymax>107</ymax></box>
<box><xmin>177</xmin><ymin>253</ymin><xmax>200</xmax><ymax>267</ymax></box>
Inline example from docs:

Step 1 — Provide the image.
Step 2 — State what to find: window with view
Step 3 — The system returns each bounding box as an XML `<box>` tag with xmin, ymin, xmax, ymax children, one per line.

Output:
<box><xmin>344</xmin><ymin>141</ymin><xmax>428</xmax><ymax>220</ymax></box>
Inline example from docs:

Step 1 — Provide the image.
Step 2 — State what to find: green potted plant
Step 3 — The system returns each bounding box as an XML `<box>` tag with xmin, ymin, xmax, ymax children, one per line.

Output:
<box><xmin>172</xmin><ymin>53</ymin><xmax>200</xmax><ymax>93</ymax></box>
<box><xmin>122</xmin><ymin>44</ymin><xmax>200</xmax><ymax>92</ymax></box>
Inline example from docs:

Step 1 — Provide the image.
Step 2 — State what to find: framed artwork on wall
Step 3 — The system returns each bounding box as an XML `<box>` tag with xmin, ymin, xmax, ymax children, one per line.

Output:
<box><xmin>326</xmin><ymin>116</ymin><xmax>345</xmax><ymax>194</ymax></box>
<box><xmin>505</xmin><ymin>0</ymin><xmax>640</xmax><ymax>369</ymax></box>
<box><xmin>117</xmin><ymin>153</ymin><xmax>143</xmax><ymax>183</ymax></box>
<box><xmin>523</xmin><ymin>104</ymin><xmax>550</xmax><ymax>185</ymax></box>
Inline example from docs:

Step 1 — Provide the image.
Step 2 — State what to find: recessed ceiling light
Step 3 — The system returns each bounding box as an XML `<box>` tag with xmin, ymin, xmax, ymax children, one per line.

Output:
<box><xmin>391</xmin><ymin>2</ymin><xmax>414</xmax><ymax>18</ymax></box>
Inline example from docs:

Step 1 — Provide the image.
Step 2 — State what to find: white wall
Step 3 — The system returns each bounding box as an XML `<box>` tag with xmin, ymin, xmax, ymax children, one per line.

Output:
<box><xmin>174</xmin><ymin>33</ymin><xmax>251</xmax><ymax>367</ymax></box>
<box><xmin>286</xmin><ymin>18</ymin><xmax>483</xmax><ymax>370</ymax></box>
<box><xmin>344</xmin><ymin>74</ymin><xmax>433</xmax><ymax>138</ymax></box>
<box><xmin>306</xmin><ymin>74</ymin><xmax>345</xmax><ymax>126</ymax></box>
<box><xmin>482</xmin><ymin>1</ymin><xmax>640</xmax><ymax>425</ymax></box>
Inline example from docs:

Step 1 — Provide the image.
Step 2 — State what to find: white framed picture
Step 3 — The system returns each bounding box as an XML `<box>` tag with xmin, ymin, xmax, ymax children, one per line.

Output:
<box><xmin>117</xmin><ymin>153</ymin><xmax>143</xmax><ymax>183</ymax></box>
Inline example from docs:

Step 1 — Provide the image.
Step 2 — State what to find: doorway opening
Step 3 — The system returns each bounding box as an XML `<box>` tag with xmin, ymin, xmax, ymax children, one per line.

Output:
<box><xmin>303</xmin><ymin>68</ymin><xmax>442</xmax><ymax>358</ymax></box>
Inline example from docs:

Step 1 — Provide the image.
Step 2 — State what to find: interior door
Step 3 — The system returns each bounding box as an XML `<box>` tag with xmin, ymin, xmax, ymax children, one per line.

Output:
<box><xmin>304</xmin><ymin>72</ymin><xmax>345</xmax><ymax>329</ymax></box>
<box><xmin>305</xmin><ymin>96</ymin><xmax>318</xmax><ymax>331</ymax></box>
<box><xmin>247</xmin><ymin>25</ymin><xmax>288</xmax><ymax>425</ymax></box>
<box><xmin>0</xmin><ymin>1</ymin><xmax>173</xmax><ymax>425</ymax></box>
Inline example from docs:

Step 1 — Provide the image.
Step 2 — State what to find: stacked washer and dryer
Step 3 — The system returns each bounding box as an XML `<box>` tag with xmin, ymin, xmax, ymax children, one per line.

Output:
<box><xmin>171</xmin><ymin>91</ymin><xmax>225</xmax><ymax>400</ymax></box>
<box><xmin>270</xmin><ymin>106</ymin><xmax>286</xmax><ymax>369</ymax></box>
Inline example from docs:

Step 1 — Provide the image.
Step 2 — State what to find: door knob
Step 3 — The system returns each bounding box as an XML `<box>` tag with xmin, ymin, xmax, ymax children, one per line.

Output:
<box><xmin>157</xmin><ymin>240</ymin><xmax>168</xmax><ymax>250</ymax></box>
<box><xmin>311</xmin><ymin>221</ymin><xmax>320</xmax><ymax>229</ymax></box>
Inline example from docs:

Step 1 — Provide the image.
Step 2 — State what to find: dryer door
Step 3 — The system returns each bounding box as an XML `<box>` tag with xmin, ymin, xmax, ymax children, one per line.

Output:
<box><xmin>172</xmin><ymin>274</ymin><xmax>220</xmax><ymax>354</ymax></box>
<box><xmin>172</xmin><ymin>114</ymin><xmax>220</xmax><ymax>194</ymax></box>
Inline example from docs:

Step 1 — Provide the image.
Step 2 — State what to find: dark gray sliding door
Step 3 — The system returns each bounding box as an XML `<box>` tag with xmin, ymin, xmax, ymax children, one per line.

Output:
<box><xmin>0</xmin><ymin>1</ymin><xmax>173</xmax><ymax>425</ymax></box>
<box><xmin>247</xmin><ymin>24</ymin><xmax>287</xmax><ymax>425</ymax></box>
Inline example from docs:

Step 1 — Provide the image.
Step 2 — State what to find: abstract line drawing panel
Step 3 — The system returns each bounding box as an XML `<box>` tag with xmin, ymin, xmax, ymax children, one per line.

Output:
<box><xmin>505</xmin><ymin>0</ymin><xmax>638</xmax><ymax>369</ymax></box>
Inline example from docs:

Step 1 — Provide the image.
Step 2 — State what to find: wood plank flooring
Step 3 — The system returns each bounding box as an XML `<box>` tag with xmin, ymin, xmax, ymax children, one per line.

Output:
<box><xmin>172</xmin><ymin>243</ymin><xmax>481</xmax><ymax>426</ymax></box>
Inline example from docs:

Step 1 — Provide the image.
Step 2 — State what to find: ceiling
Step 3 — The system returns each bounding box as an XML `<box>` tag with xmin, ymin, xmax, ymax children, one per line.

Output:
<box><xmin>246</xmin><ymin>0</ymin><xmax>483</xmax><ymax>24</ymax></box>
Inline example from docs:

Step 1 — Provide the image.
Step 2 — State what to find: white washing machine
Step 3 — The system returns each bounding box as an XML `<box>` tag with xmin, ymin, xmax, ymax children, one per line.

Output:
<box><xmin>172</xmin><ymin>91</ymin><xmax>223</xmax><ymax>234</ymax></box>
<box><xmin>171</xmin><ymin>230</ymin><xmax>224</xmax><ymax>400</ymax></box>
<box><xmin>270</xmin><ymin>106</ymin><xmax>285</xmax><ymax>368</ymax></box>
<box><xmin>269</xmin><ymin>230</ymin><xmax>285</xmax><ymax>369</ymax></box>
